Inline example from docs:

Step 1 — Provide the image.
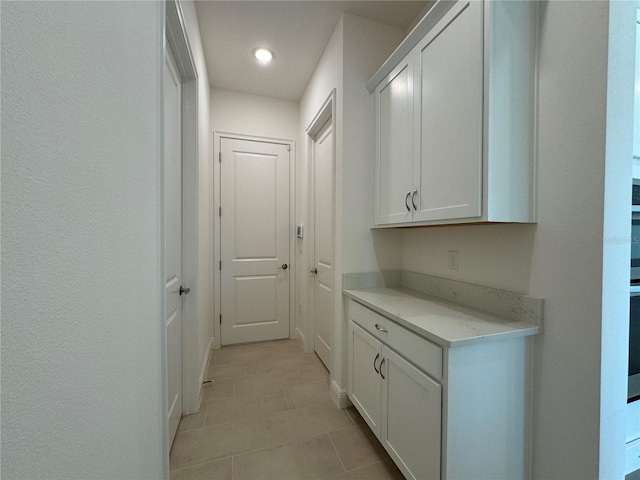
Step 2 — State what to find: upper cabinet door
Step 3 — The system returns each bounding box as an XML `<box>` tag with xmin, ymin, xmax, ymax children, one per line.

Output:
<box><xmin>374</xmin><ymin>58</ymin><xmax>414</xmax><ymax>225</ymax></box>
<box><xmin>412</xmin><ymin>0</ymin><xmax>483</xmax><ymax>222</ymax></box>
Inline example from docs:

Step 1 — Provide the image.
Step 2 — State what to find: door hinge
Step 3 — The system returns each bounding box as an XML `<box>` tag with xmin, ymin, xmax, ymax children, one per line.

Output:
<box><xmin>219</xmin><ymin>260</ymin><xmax>222</xmax><ymax>270</ymax></box>
<box><xmin>219</xmin><ymin>151</ymin><xmax>221</xmax><ymax>163</ymax></box>
<box><xmin>219</xmin><ymin>206</ymin><xmax>221</xmax><ymax>217</ymax></box>
<box><xmin>219</xmin><ymin>314</ymin><xmax>222</xmax><ymax>324</ymax></box>
<box><xmin>287</xmin><ymin>145</ymin><xmax>291</xmax><ymax>152</ymax></box>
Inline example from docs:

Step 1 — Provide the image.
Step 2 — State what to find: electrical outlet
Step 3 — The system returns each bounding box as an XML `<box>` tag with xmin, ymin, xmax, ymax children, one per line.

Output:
<box><xmin>448</xmin><ymin>250</ymin><xmax>459</xmax><ymax>270</ymax></box>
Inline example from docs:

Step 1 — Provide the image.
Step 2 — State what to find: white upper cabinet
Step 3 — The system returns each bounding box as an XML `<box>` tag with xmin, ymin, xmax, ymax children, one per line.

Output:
<box><xmin>413</xmin><ymin>0</ymin><xmax>482</xmax><ymax>222</ymax></box>
<box><xmin>369</xmin><ymin>0</ymin><xmax>537</xmax><ymax>227</ymax></box>
<box><xmin>374</xmin><ymin>58</ymin><xmax>414</xmax><ymax>225</ymax></box>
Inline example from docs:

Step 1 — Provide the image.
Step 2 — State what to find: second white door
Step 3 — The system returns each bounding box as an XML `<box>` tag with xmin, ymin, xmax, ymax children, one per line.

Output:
<box><xmin>220</xmin><ymin>138</ymin><xmax>290</xmax><ymax>345</ymax></box>
<box><xmin>311</xmin><ymin>119</ymin><xmax>334</xmax><ymax>369</ymax></box>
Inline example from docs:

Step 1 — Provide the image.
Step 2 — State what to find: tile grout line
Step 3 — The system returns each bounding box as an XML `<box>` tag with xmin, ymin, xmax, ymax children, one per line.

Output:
<box><xmin>327</xmin><ymin>431</ymin><xmax>348</xmax><ymax>475</ymax></box>
<box><xmin>282</xmin><ymin>386</ymin><xmax>291</xmax><ymax>410</ymax></box>
<box><xmin>327</xmin><ymin>423</ymin><xmax>360</xmax><ymax>436</ymax></box>
<box><xmin>338</xmin><ymin>460</ymin><xmax>393</xmax><ymax>477</ymax></box>
<box><xmin>347</xmin><ymin>409</ymin><xmax>358</xmax><ymax>426</ymax></box>
<box><xmin>169</xmin><ymin>455</ymin><xmax>234</xmax><ymax>475</ymax></box>
<box><xmin>232</xmin><ymin>433</ymin><xmax>341</xmax><ymax>469</ymax></box>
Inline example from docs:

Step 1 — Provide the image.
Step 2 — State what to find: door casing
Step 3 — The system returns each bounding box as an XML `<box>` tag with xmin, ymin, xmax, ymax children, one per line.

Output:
<box><xmin>304</xmin><ymin>90</ymin><xmax>337</xmax><ymax>374</ymax></box>
<box><xmin>309</xmin><ymin>118</ymin><xmax>334</xmax><ymax>368</ymax></box>
<box><xmin>163</xmin><ymin>0</ymin><xmax>200</xmax><ymax>466</ymax></box>
<box><xmin>213</xmin><ymin>132</ymin><xmax>296</xmax><ymax>349</ymax></box>
<box><xmin>163</xmin><ymin>37</ymin><xmax>183</xmax><ymax>448</ymax></box>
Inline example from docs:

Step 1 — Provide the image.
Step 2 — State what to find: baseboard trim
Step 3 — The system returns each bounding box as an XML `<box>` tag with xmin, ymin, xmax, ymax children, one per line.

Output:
<box><xmin>197</xmin><ymin>337</ymin><xmax>214</xmax><ymax>407</ymax></box>
<box><xmin>330</xmin><ymin>380</ymin><xmax>352</xmax><ymax>409</ymax></box>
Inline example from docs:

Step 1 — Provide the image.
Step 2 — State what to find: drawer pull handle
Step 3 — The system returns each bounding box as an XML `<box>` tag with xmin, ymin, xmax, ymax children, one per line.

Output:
<box><xmin>380</xmin><ymin>357</ymin><xmax>386</xmax><ymax>379</ymax></box>
<box><xmin>373</xmin><ymin>353</ymin><xmax>380</xmax><ymax>374</ymax></box>
<box><xmin>374</xmin><ymin>324</ymin><xmax>388</xmax><ymax>333</ymax></box>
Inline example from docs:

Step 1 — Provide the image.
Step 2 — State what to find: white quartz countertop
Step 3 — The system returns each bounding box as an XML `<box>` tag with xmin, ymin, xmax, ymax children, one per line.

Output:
<box><xmin>343</xmin><ymin>287</ymin><xmax>542</xmax><ymax>348</ymax></box>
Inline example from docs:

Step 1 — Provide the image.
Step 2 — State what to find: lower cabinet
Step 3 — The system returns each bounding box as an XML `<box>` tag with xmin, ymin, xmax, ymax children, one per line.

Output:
<box><xmin>381</xmin><ymin>346</ymin><xmax>441</xmax><ymax>480</ymax></box>
<box><xmin>346</xmin><ymin>298</ymin><xmax>528</xmax><ymax>480</ymax></box>
<box><xmin>348</xmin><ymin>320</ymin><xmax>441</xmax><ymax>480</ymax></box>
<box><xmin>348</xmin><ymin>321</ymin><xmax>382</xmax><ymax>435</ymax></box>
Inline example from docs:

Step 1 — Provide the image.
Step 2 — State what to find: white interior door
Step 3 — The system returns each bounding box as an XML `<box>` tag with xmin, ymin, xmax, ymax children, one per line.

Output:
<box><xmin>220</xmin><ymin>138</ymin><xmax>290</xmax><ymax>345</ymax></box>
<box><xmin>311</xmin><ymin>119</ymin><xmax>334</xmax><ymax>369</ymax></box>
<box><xmin>164</xmin><ymin>44</ymin><xmax>183</xmax><ymax>445</ymax></box>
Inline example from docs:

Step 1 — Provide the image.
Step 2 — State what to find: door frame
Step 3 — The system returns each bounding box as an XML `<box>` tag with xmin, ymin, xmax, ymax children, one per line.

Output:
<box><xmin>164</xmin><ymin>0</ymin><xmax>200</xmax><ymax>428</ymax></box>
<box><xmin>213</xmin><ymin>132</ymin><xmax>296</xmax><ymax>348</ymax></box>
<box><xmin>303</xmin><ymin>90</ymin><xmax>337</xmax><ymax>367</ymax></box>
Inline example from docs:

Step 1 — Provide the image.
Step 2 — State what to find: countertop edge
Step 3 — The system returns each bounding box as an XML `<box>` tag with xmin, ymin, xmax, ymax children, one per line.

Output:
<box><xmin>343</xmin><ymin>288</ymin><xmax>542</xmax><ymax>348</ymax></box>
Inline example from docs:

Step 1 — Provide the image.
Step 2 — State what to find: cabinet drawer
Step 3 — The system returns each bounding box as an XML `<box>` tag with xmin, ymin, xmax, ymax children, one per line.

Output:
<box><xmin>348</xmin><ymin>299</ymin><xmax>442</xmax><ymax>381</ymax></box>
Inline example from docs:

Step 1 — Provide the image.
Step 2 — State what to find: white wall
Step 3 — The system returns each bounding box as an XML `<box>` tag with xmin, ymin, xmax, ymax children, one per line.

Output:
<box><xmin>1</xmin><ymin>2</ymin><xmax>165</xmax><ymax>479</ymax></box>
<box><xmin>601</xmin><ymin>1</ymin><xmax>636</xmax><ymax>476</ymax></box>
<box><xmin>333</xmin><ymin>14</ymin><xmax>406</xmax><ymax>395</ymax></box>
<box><xmin>180</xmin><ymin>0</ymin><xmax>214</xmax><ymax>406</ymax></box>
<box><xmin>631</xmin><ymin>5</ymin><xmax>640</xmax><ymax>454</ymax></box>
<box><xmin>400</xmin><ymin>2</ymin><xmax>633</xmax><ymax>477</ymax></box>
<box><xmin>342</xmin><ymin>14</ymin><xmax>405</xmax><ymax>276</ymax></box>
<box><xmin>402</xmin><ymin>224</ymin><xmax>535</xmax><ymax>292</ymax></box>
<box><xmin>298</xmin><ymin>17</ymin><xmax>344</xmax><ymax>353</ymax></box>
<box><xmin>297</xmin><ymin>13</ymin><xmax>405</xmax><ymax>398</ymax></box>
<box><xmin>210</xmin><ymin>88</ymin><xmax>299</xmax><ymax>140</ymax></box>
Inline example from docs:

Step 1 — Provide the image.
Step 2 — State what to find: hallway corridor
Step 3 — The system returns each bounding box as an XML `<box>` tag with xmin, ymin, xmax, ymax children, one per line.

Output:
<box><xmin>169</xmin><ymin>339</ymin><xmax>404</xmax><ymax>479</ymax></box>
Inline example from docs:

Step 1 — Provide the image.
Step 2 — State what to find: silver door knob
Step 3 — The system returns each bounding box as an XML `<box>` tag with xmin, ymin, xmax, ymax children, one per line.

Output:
<box><xmin>277</xmin><ymin>264</ymin><xmax>288</xmax><ymax>270</ymax></box>
<box><xmin>179</xmin><ymin>286</ymin><xmax>190</xmax><ymax>295</ymax></box>
<box><xmin>310</xmin><ymin>268</ymin><xmax>318</xmax><ymax>274</ymax></box>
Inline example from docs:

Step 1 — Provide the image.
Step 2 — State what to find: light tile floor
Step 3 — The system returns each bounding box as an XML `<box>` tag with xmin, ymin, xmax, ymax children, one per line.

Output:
<box><xmin>170</xmin><ymin>339</ymin><xmax>405</xmax><ymax>480</ymax></box>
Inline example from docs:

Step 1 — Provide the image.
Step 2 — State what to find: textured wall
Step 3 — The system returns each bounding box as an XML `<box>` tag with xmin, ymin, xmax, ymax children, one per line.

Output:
<box><xmin>1</xmin><ymin>2</ymin><xmax>165</xmax><ymax>478</ymax></box>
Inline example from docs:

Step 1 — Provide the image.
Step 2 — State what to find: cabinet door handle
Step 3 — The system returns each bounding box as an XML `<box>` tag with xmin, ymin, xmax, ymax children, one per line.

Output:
<box><xmin>380</xmin><ymin>357</ymin><xmax>386</xmax><ymax>379</ymax></box>
<box><xmin>374</xmin><ymin>323</ymin><xmax>388</xmax><ymax>333</ymax></box>
<box><xmin>405</xmin><ymin>191</ymin><xmax>411</xmax><ymax>212</ymax></box>
<box><xmin>411</xmin><ymin>189</ymin><xmax>418</xmax><ymax>211</ymax></box>
<box><xmin>373</xmin><ymin>353</ymin><xmax>380</xmax><ymax>374</ymax></box>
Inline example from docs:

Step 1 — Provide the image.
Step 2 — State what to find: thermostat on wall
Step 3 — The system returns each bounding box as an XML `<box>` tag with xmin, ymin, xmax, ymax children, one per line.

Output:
<box><xmin>296</xmin><ymin>225</ymin><xmax>304</xmax><ymax>239</ymax></box>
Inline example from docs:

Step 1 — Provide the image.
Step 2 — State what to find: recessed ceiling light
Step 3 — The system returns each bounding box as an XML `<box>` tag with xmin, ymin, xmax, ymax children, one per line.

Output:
<box><xmin>253</xmin><ymin>47</ymin><xmax>274</xmax><ymax>64</ymax></box>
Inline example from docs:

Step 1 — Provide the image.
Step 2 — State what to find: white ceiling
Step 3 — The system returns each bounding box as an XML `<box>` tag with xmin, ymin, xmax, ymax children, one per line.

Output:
<box><xmin>194</xmin><ymin>1</ymin><xmax>431</xmax><ymax>101</ymax></box>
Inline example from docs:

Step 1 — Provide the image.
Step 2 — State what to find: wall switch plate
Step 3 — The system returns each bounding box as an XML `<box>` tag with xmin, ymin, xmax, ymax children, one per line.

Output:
<box><xmin>448</xmin><ymin>250</ymin><xmax>459</xmax><ymax>270</ymax></box>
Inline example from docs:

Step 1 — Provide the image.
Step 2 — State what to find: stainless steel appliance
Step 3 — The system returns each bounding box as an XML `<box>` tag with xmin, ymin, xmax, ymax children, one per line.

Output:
<box><xmin>630</xmin><ymin>179</ymin><xmax>640</xmax><ymax>402</ymax></box>
<box><xmin>629</xmin><ymin>287</ymin><xmax>640</xmax><ymax>402</ymax></box>
<box><xmin>632</xmin><ymin>179</ymin><xmax>640</xmax><ymax>283</ymax></box>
